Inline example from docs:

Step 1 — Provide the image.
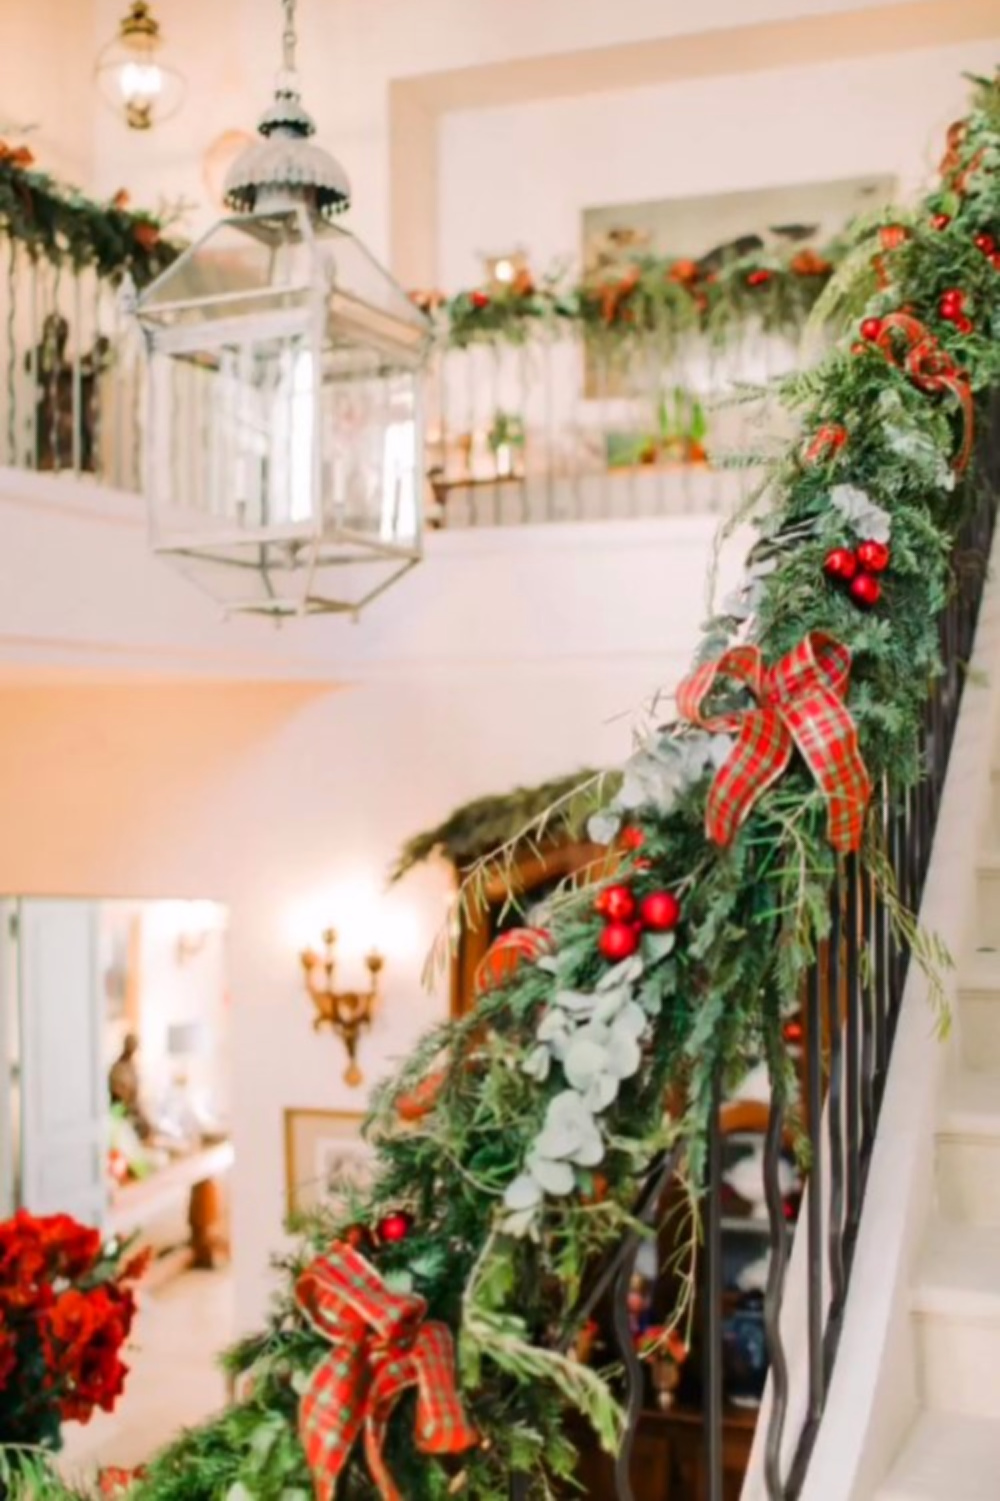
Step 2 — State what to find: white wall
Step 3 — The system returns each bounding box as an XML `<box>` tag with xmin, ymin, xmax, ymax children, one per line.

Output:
<box><xmin>438</xmin><ymin>38</ymin><xmax>1000</xmax><ymax>291</ymax></box>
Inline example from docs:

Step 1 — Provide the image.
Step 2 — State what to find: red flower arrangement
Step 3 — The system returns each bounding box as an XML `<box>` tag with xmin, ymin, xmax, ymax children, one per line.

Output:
<box><xmin>0</xmin><ymin>1210</ymin><xmax>148</xmax><ymax>1452</ymax></box>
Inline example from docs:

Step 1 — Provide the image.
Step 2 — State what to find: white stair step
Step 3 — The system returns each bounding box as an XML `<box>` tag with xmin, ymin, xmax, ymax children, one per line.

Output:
<box><xmin>974</xmin><ymin>853</ymin><xmax>1000</xmax><ymax>951</ymax></box>
<box><xmin>936</xmin><ymin>1072</ymin><xmax>1000</xmax><ymax>1225</ymax></box>
<box><xmin>913</xmin><ymin>1223</ymin><xmax>1000</xmax><ymax>1418</ymax></box>
<box><xmin>876</xmin><ymin>1411</ymin><xmax>1000</xmax><ymax>1500</ymax></box>
<box><xmin>957</xmin><ymin>957</ymin><xmax>1000</xmax><ymax>1072</ymax></box>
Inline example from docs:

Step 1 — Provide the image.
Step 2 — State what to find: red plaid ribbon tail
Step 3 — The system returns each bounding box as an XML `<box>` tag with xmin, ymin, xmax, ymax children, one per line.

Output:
<box><xmin>676</xmin><ymin>633</ymin><xmax>871</xmax><ymax>854</ymax></box>
<box><xmin>874</xmin><ymin>313</ymin><xmax>974</xmax><ymax>473</ymax></box>
<box><xmin>296</xmin><ymin>1243</ymin><xmax>477</xmax><ymax>1501</ymax></box>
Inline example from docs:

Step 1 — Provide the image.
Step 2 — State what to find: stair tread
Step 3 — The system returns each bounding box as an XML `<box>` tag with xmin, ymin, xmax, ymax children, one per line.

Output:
<box><xmin>939</xmin><ymin>1072</ymin><xmax>1000</xmax><ymax>1136</ymax></box>
<box><xmin>914</xmin><ymin>1222</ymin><xmax>1000</xmax><ymax>1315</ymax></box>
<box><xmin>878</xmin><ymin>1411</ymin><xmax>1000</xmax><ymax>1500</ymax></box>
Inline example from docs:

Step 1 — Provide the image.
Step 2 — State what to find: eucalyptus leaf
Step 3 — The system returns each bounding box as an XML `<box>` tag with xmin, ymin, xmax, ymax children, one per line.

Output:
<box><xmin>643</xmin><ymin>930</ymin><xmax>677</xmax><ymax>962</ymax></box>
<box><xmin>605</xmin><ymin>1028</ymin><xmax>642</xmax><ymax>1079</ymax></box>
<box><xmin>564</xmin><ymin>1036</ymin><xmax>608</xmax><ymax>1090</ymax></box>
<box><xmin>503</xmin><ymin>1173</ymin><xmax>543</xmax><ymax>1212</ymax></box>
<box><xmin>523</xmin><ymin>1044</ymin><xmax>552</xmax><ymax>1082</ymax></box>
<box><xmin>526</xmin><ymin>1153</ymin><xmax>575</xmax><ymax>1196</ymax></box>
<box><xmin>596</xmin><ymin>954</ymin><xmax>643</xmax><ymax>991</ymax></box>
<box><xmin>588</xmin><ymin>811</ymin><xmax>621</xmax><ymax>845</ymax></box>
<box><xmin>584</xmin><ymin>1074</ymin><xmax>619</xmax><ymax>1113</ymax></box>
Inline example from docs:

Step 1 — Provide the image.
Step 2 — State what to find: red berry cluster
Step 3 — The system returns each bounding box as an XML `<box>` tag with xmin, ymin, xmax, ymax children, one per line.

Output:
<box><xmin>342</xmin><ymin>1211</ymin><xmax>413</xmax><ymax>1254</ymax></box>
<box><xmin>974</xmin><ymin>232</ymin><xmax>1000</xmax><ymax>272</ymax></box>
<box><xmin>823</xmin><ymin>539</ymin><xmax>890</xmax><ymax>608</ymax></box>
<box><xmin>594</xmin><ymin>883</ymin><xmax>681</xmax><ymax>961</ymax></box>
<box><xmin>937</xmin><ymin>286</ymin><xmax>973</xmax><ymax>335</ymax></box>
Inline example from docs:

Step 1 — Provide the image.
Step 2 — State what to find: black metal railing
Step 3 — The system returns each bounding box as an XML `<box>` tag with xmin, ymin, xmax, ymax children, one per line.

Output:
<box><xmin>520</xmin><ymin>395</ymin><xmax>1000</xmax><ymax>1501</ymax></box>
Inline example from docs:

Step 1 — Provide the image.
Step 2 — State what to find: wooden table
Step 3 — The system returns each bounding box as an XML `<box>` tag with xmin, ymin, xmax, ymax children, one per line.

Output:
<box><xmin>109</xmin><ymin>1140</ymin><xmax>234</xmax><ymax>1271</ymax></box>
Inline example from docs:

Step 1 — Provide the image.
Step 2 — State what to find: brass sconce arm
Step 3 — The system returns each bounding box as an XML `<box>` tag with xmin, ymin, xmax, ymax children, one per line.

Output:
<box><xmin>299</xmin><ymin>928</ymin><xmax>383</xmax><ymax>1087</ymax></box>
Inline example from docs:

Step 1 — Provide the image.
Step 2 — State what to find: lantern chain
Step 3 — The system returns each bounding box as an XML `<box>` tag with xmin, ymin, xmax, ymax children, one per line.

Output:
<box><xmin>281</xmin><ymin>0</ymin><xmax>298</xmax><ymax>80</ymax></box>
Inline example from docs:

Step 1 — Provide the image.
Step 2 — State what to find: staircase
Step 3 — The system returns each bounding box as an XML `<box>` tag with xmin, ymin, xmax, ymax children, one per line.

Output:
<box><xmin>876</xmin><ymin>840</ymin><xmax>1000</xmax><ymax>1500</ymax></box>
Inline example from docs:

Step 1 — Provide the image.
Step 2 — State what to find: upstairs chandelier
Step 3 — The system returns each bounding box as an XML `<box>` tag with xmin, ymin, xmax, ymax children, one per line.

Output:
<box><xmin>134</xmin><ymin>0</ymin><xmax>431</xmax><ymax>618</ymax></box>
<box><xmin>96</xmin><ymin>2</ymin><xmax>186</xmax><ymax>132</ymax></box>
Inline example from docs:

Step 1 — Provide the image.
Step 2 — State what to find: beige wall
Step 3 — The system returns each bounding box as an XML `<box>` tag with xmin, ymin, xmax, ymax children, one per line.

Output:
<box><xmin>1</xmin><ymin>0</ymin><xmax>98</xmax><ymax>184</ymax></box>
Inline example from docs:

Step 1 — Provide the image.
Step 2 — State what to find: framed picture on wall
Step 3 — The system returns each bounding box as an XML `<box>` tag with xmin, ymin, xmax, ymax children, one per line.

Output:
<box><xmin>283</xmin><ymin>1108</ymin><xmax>371</xmax><ymax>1221</ymax></box>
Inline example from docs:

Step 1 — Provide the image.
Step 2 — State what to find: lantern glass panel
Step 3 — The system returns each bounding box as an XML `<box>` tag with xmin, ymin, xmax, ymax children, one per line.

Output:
<box><xmin>139</xmin><ymin>211</ymin><xmax>318</xmax><ymax>328</ymax></box>
<box><xmin>319</xmin><ymin>352</ymin><xmax>421</xmax><ymax>548</ymax></box>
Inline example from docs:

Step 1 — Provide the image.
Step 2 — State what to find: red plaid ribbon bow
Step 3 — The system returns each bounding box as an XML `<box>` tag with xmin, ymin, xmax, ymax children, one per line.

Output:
<box><xmin>873</xmin><ymin>313</ymin><xmax>973</xmax><ymax>472</ymax></box>
<box><xmin>676</xmin><ymin>631</ymin><xmax>871</xmax><ymax>853</ymax></box>
<box><xmin>296</xmin><ymin>1243</ymin><xmax>478</xmax><ymax>1501</ymax></box>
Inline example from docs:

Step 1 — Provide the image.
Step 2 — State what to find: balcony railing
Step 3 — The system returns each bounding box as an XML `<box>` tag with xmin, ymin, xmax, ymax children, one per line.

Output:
<box><xmin>0</xmin><ymin>154</ymin><xmax>834</xmax><ymax>530</ymax></box>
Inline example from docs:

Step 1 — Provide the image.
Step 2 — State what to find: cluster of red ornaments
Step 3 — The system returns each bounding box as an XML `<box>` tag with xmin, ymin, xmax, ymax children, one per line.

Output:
<box><xmin>823</xmin><ymin>539</ymin><xmax>890</xmax><ymax>609</ymax></box>
<box><xmin>342</xmin><ymin>1210</ymin><xmax>413</xmax><ymax>1254</ymax></box>
<box><xmin>594</xmin><ymin>881</ymin><xmax>681</xmax><ymax>961</ymax></box>
<box><xmin>937</xmin><ymin>287</ymin><xmax>974</xmax><ymax>335</ymax></box>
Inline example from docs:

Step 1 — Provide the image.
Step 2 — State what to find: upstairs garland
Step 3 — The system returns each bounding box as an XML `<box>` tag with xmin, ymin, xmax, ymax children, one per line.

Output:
<box><xmin>0</xmin><ymin>143</ymin><xmax>178</xmax><ymax>286</ymax></box>
<box><xmin>412</xmin><ymin>240</ymin><xmax>838</xmax><ymax>349</ymax></box>
<box><xmin>8</xmin><ymin>69</ymin><xmax>1000</xmax><ymax>1501</ymax></box>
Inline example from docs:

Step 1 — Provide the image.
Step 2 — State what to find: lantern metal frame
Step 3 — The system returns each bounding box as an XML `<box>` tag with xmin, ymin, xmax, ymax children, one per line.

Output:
<box><xmin>132</xmin><ymin>0</ymin><xmax>432</xmax><ymax>620</ymax></box>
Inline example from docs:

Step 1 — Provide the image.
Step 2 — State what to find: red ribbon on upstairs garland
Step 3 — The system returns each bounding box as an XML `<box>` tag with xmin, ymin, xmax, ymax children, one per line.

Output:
<box><xmin>296</xmin><ymin>1243</ymin><xmax>478</xmax><ymax>1501</ymax></box>
<box><xmin>676</xmin><ymin>631</ymin><xmax>871</xmax><ymax>854</ymax></box>
<box><xmin>873</xmin><ymin>313</ymin><xmax>974</xmax><ymax>472</ymax></box>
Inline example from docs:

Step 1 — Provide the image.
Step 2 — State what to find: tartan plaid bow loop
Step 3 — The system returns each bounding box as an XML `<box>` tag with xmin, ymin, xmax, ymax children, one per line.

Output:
<box><xmin>296</xmin><ymin>1243</ymin><xmax>478</xmax><ymax>1501</ymax></box>
<box><xmin>676</xmin><ymin>631</ymin><xmax>871</xmax><ymax>853</ymax></box>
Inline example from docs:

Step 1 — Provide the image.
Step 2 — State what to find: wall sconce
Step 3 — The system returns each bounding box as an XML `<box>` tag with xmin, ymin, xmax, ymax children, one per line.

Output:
<box><xmin>299</xmin><ymin>929</ymin><xmax>384</xmax><ymax>1087</ymax></box>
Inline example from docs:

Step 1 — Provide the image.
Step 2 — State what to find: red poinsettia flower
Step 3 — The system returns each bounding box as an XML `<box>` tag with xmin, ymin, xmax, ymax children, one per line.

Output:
<box><xmin>42</xmin><ymin>1284</ymin><xmax>136</xmax><ymax>1422</ymax></box>
<box><xmin>36</xmin><ymin>1213</ymin><xmax>102</xmax><ymax>1279</ymax></box>
<box><xmin>0</xmin><ymin>1210</ymin><xmax>47</xmax><ymax>1308</ymax></box>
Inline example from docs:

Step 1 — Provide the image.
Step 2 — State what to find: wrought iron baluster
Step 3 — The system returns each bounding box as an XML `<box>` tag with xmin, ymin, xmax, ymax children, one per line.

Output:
<box><xmin>705</xmin><ymin>1070</ymin><xmax>724</xmax><ymax>1501</ymax></box>
<box><xmin>826</xmin><ymin>871</ymin><xmax>845</xmax><ymax>1328</ymax></box>
<box><xmin>762</xmin><ymin>1085</ymin><xmax>791</xmax><ymax>1501</ymax></box>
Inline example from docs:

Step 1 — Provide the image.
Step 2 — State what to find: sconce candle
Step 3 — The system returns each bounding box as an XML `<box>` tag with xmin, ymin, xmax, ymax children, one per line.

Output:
<box><xmin>299</xmin><ymin>928</ymin><xmax>384</xmax><ymax>1087</ymax></box>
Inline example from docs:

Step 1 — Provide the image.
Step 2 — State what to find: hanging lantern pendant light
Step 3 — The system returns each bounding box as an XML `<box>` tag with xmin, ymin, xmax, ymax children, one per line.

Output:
<box><xmin>133</xmin><ymin>0</ymin><xmax>432</xmax><ymax>620</ymax></box>
<box><xmin>96</xmin><ymin>2</ymin><xmax>186</xmax><ymax>132</ymax></box>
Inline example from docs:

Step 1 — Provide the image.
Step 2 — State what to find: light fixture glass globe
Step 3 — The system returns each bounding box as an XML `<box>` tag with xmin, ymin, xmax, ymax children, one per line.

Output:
<box><xmin>96</xmin><ymin>2</ymin><xmax>185</xmax><ymax>131</ymax></box>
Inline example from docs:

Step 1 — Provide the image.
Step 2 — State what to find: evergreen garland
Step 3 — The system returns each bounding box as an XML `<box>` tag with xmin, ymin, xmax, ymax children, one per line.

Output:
<box><xmin>0</xmin><ymin>149</ymin><xmax>178</xmax><ymax>286</ymax></box>
<box><xmin>7</xmin><ymin>70</ymin><xmax>1000</xmax><ymax>1501</ymax></box>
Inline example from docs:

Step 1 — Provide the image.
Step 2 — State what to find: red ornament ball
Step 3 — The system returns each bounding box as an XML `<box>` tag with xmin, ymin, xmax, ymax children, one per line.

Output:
<box><xmin>931</xmin><ymin>212</ymin><xmax>952</xmax><ymax>230</ymax></box>
<box><xmin>598</xmin><ymin>922</ymin><xmax>641</xmax><ymax>962</ymax></box>
<box><xmin>855</xmin><ymin>539</ymin><xmax>891</xmax><ymax>574</ymax></box>
<box><xmin>342</xmin><ymin>1223</ymin><xmax>373</xmax><ymax>1253</ymax></box>
<box><xmin>640</xmin><ymin>891</ymin><xmax>681</xmax><ymax>932</ymax></box>
<box><xmin>600</xmin><ymin>884</ymin><xmax>636</xmax><ymax>922</ymax></box>
<box><xmin>849</xmin><ymin>573</ymin><xmax>882</xmax><ymax>609</ymax></box>
<box><xmin>620</xmin><ymin>826</ymin><xmax>645</xmax><ymax>852</ymax></box>
<box><xmin>823</xmin><ymin>547</ymin><xmax>858</xmax><ymax>583</ymax></box>
<box><xmin>859</xmin><ymin>317</ymin><xmax>883</xmax><ymax>342</ymax></box>
<box><xmin>974</xmin><ymin>233</ymin><xmax>996</xmax><ymax>255</ymax></box>
<box><xmin>939</xmin><ymin>289</ymin><xmax>965</xmax><ymax>320</ymax></box>
<box><xmin>470</xmin><ymin>291</ymin><xmax>490</xmax><ymax>310</ymax></box>
<box><xmin>376</xmin><ymin>1211</ymin><xmax>413</xmax><ymax>1245</ymax></box>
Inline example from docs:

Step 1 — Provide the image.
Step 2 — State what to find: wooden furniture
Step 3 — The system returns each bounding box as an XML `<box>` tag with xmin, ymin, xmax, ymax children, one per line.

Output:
<box><xmin>109</xmin><ymin>1139</ymin><xmax>234</xmax><ymax>1278</ymax></box>
<box><xmin>578</xmin><ymin>1404</ymin><xmax>756</xmax><ymax>1501</ymax></box>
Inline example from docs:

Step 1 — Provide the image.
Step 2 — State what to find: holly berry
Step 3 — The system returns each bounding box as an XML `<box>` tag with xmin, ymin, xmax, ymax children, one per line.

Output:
<box><xmin>974</xmin><ymin>233</ymin><xmax>996</xmax><ymax>255</ymax></box>
<box><xmin>860</xmin><ymin>317</ymin><xmax>883</xmax><ymax>342</ymax></box>
<box><xmin>376</xmin><ymin>1211</ymin><xmax>414</xmax><ymax>1245</ymax></box>
<box><xmin>955</xmin><ymin>315</ymin><xmax>974</xmax><ymax>335</ymax></box>
<box><xmin>620</xmin><ymin>826</ymin><xmax>645</xmax><ymax>852</ymax></box>
<box><xmin>598</xmin><ymin>922</ymin><xmax>641</xmax><ymax>962</ymax></box>
<box><xmin>823</xmin><ymin>547</ymin><xmax>858</xmax><ymax>583</ymax></box>
<box><xmin>850</xmin><ymin>342</ymin><xmax>868</xmax><ymax>357</ymax></box>
<box><xmin>931</xmin><ymin>212</ymin><xmax>951</xmax><ymax>230</ymax></box>
<box><xmin>595</xmin><ymin>884</ymin><xmax>636</xmax><ymax>922</ymax></box>
<box><xmin>640</xmin><ymin>891</ymin><xmax>681</xmax><ymax>932</ymax></box>
<box><xmin>783</xmin><ymin>1018</ymin><xmax>804</xmax><ymax>1045</ymax></box>
<box><xmin>747</xmin><ymin>269</ymin><xmax>772</xmax><ymax>287</ymax></box>
<box><xmin>849</xmin><ymin>573</ymin><xmax>882</xmax><ymax>609</ymax></box>
<box><xmin>856</xmin><ymin>539</ymin><xmax>891</xmax><ymax>574</ymax></box>
<box><xmin>470</xmin><ymin>291</ymin><xmax>490</xmax><ymax>310</ymax></box>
